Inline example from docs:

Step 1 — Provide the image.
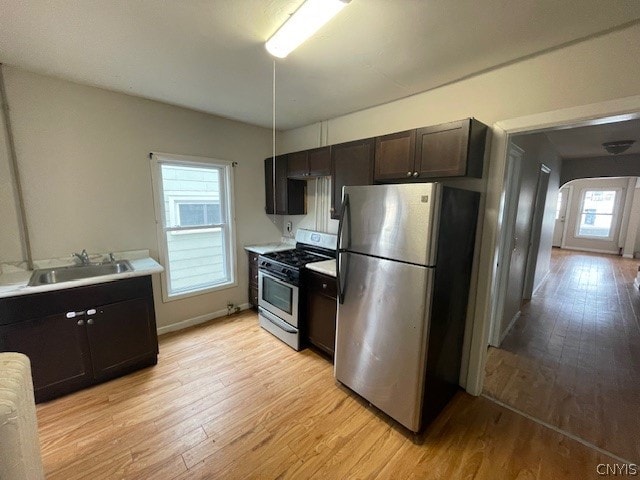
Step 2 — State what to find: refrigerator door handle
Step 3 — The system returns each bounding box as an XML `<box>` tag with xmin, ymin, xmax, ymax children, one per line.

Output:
<box><xmin>336</xmin><ymin>193</ymin><xmax>349</xmax><ymax>251</ymax></box>
<box><xmin>336</xmin><ymin>193</ymin><xmax>350</xmax><ymax>304</ymax></box>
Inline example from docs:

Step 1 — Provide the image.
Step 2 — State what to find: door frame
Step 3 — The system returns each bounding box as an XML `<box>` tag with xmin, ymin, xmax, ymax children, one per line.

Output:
<box><xmin>522</xmin><ymin>163</ymin><xmax>551</xmax><ymax>301</ymax></box>
<box><xmin>488</xmin><ymin>144</ymin><xmax>523</xmax><ymax>347</ymax></box>
<box><xmin>465</xmin><ymin>94</ymin><xmax>640</xmax><ymax>396</ymax></box>
<box><xmin>556</xmin><ymin>184</ymin><xmax>574</xmax><ymax>248</ymax></box>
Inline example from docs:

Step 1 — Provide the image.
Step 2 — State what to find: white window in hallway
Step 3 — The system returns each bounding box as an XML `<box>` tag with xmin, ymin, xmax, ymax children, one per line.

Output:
<box><xmin>576</xmin><ymin>189</ymin><xmax>617</xmax><ymax>239</ymax></box>
<box><xmin>151</xmin><ymin>154</ymin><xmax>236</xmax><ymax>301</ymax></box>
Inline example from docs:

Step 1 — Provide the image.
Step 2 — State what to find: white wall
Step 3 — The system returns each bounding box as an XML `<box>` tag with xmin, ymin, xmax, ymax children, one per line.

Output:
<box><xmin>0</xmin><ymin>66</ymin><xmax>281</xmax><ymax>329</ymax></box>
<box><xmin>280</xmin><ymin>24</ymin><xmax>640</xmax><ymax>154</ymax></box>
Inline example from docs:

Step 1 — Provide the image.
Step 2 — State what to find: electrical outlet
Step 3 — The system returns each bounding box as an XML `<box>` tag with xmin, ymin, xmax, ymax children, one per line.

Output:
<box><xmin>286</xmin><ymin>221</ymin><xmax>293</xmax><ymax>234</ymax></box>
<box><xmin>226</xmin><ymin>302</ymin><xmax>241</xmax><ymax>316</ymax></box>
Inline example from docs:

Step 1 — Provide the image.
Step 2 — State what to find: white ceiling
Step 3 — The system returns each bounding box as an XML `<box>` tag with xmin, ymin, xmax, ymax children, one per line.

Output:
<box><xmin>1</xmin><ymin>1</ymin><xmax>640</xmax><ymax>130</ymax></box>
<box><xmin>545</xmin><ymin>118</ymin><xmax>640</xmax><ymax>158</ymax></box>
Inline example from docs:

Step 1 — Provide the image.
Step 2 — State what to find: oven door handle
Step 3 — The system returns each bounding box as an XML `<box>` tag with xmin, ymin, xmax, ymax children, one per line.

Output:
<box><xmin>260</xmin><ymin>308</ymin><xmax>297</xmax><ymax>334</ymax></box>
<box><xmin>259</xmin><ymin>269</ymin><xmax>291</xmax><ymax>284</ymax></box>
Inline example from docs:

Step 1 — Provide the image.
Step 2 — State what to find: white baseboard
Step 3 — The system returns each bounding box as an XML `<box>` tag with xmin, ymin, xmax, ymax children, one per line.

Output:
<box><xmin>157</xmin><ymin>303</ymin><xmax>252</xmax><ymax>335</ymax></box>
<box><xmin>531</xmin><ymin>270</ymin><xmax>550</xmax><ymax>297</ymax></box>
<box><xmin>623</xmin><ymin>253</ymin><xmax>634</xmax><ymax>259</ymax></box>
<box><xmin>499</xmin><ymin>311</ymin><xmax>521</xmax><ymax>345</ymax></box>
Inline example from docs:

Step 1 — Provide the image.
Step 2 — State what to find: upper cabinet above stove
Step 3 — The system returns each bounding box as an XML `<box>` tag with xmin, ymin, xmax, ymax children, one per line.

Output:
<box><xmin>287</xmin><ymin>147</ymin><xmax>331</xmax><ymax>179</ymax></box>
<box><xmin>264</xmin><ymin>155</ymin><xmax>306</xmax><ymax>215</ymax></box>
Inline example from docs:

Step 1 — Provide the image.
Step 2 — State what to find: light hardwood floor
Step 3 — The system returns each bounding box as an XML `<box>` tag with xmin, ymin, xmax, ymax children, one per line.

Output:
<box><xmin>484</xmin><ymin>249</ymin><xmax>640</xmax><ymax>463</ymax></box>
<box><xmin>37</xmin><ymin>309</ymin><xmax>618</xmax><ymax>479</ymax></box>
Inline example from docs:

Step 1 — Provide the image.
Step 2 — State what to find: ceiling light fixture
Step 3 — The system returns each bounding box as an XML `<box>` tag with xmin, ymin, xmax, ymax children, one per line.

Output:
<box><xmin>602</xmin><ymin>140</ymin><xmax>635</xmax><ymax>155</ymax></box>
<box><xmin>265</xmin><ymin>0</ymin><xmax>350</xmax><ymax>58</ymax></box>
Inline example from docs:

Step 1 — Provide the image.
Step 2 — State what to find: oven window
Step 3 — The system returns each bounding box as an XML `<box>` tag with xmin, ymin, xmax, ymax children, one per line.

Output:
<box><xmin>262</xmin><ymin>277</ymin><xmax>293</xmax><ymax>314</ymax></box>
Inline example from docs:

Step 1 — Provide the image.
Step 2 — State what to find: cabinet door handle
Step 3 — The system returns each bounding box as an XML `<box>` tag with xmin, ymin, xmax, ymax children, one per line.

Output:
<box><xmin>87</xmin><ymin>318</ymin><xmax>94</xmax><ymax>325</ymax></box>
<box><xmin>66</xmin><ymin>311</ymin><xmax>85</xmax><ymax>319</ymax></box>
<box><xmin>87</xmin><ymin>308</ymin><xmax>96</xmax><ymax>315</ymax></box>
<box><xmin>412</xmin><ymin>171</ymin><xmax>419</xmax><ymax>177</ymax></box>
<box><xmin>322</xmin><ymin>283</ymin><xmax>327</xmax><ymax>289</ymax></box>
<box><xmin>406</xmin><ymin>171</ymin><xmax>412</xmax><ymax>177</ymax></box>
<box><xmin>77</xmin><ymin>319</ymin><xmax>84</xmax><ymax>326</ymax></box>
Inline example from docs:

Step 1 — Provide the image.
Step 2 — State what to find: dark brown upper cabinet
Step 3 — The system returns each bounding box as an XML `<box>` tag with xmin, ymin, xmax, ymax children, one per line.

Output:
<box><xmin>265</xmin><ymin>155</ymin><xmax>306</xmax><ymax>215</ymax></box>
<box><xmin>374</xmin><ymin>129</ymin><xmax>416</xmax><ymax>181</ymax></box>
<box><xmin>414</xmin><ymin>118</ymin><xmax>487</xmax><ymax>179</ymax></box>
<box><xmin>331</xmin><ymin>138</ymin><xmax>375</xmax><ymax>219</ymax></box>
<box><xmin>287</xmin><ymin>146</ymin><xmax>331</xmax><ymax>179</ymax></box>
<box><xmin>373</xmin><ymin>118</ymin><xmax>487</xmax><ymax>182</ymax></box>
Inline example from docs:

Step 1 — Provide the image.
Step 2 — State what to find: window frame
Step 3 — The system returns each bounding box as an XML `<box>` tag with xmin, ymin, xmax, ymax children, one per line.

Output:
<box><xmin>574</xmin><ymin>187</ymin><xmax>621</xmax><ymax>241</ymax></box>
<box><xmin>174</xmin><ymin>200</ymin><xmax>221</xmax><ymax>227</ymax></box>
<box><xmin>150</xmin><ymin>153</ymin><xmax>237</xmax><ymax>302</ymax></box>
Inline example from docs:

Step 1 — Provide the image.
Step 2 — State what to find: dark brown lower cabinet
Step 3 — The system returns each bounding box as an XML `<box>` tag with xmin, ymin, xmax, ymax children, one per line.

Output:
<box><xmin>0</xmin><ymin>312</ymin><xmax>93</xmax><ymax>400</ymax></box>
<box><xmin>305</xmin><ymin>270</ymin><xmax>337</xmax><ymax>358</ymax></box>
<box><xmin>248</xmin><ymin>251</ymin><xmax>259</xmax><ymax>309</ymax></box>
<box><xmin>0</xmin><ymin>276</ymin><xmax>158</xmax><ymax>402</ymax></box>
<box><xmin>87</xmin><ymin>297</ymin><xmax>157</xmax><ymax>381</ymax></box>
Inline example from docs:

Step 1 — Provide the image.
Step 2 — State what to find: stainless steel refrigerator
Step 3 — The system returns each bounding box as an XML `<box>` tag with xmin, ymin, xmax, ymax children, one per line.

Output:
<box><xmin>334</xmin><ymin>183</ymin><xmax>480</xmax><ymax>432</ymax></box>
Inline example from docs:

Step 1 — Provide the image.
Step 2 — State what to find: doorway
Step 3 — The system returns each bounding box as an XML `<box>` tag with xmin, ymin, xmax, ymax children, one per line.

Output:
<box><xmin>480</xmin><ymin>113</ymin><xmax>640</xmax><ymax>464</ymax></box>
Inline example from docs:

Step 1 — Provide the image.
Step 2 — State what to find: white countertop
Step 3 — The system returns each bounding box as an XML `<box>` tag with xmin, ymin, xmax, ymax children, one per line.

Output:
<box><xmin>306</xmin><ymin>259</ymin><xmax>336</xmax><ymax>278</ymax></box>
<box><xmin>244</xmin><ymin>242</ymin><xmax>295</xmax><ymax>255</ymax></box>
<box><xmin>0</xmin><ymin>257</ymin><xmax>163</xmax><ymax>299</ymax></box>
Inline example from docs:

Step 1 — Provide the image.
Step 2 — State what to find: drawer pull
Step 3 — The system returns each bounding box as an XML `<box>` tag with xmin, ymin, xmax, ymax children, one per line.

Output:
<box><xmin>322</xmin><ymin>283</ymin><xmax>327</xmax><ymax>289</ymax></box>
<box><xmin>77</xmin><ymin>319</ymin><xmax>84</xmax><ymax>326</ymax></box>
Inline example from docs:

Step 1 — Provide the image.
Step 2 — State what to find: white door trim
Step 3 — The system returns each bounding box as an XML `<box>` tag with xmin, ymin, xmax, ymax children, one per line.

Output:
<box><xmin>560</xmin><ymin>185</ymin><xmax>574</xmax><ymax>249</ymax></box>
<box><xmin>464</xmin><ymin>94</ymin><xmax>640</xmax><ymax>396</ymax></box>
<box><xmin>488</xmin><ymin>144</ymin><xmax>523</xmax><ymax>347</ymax></box>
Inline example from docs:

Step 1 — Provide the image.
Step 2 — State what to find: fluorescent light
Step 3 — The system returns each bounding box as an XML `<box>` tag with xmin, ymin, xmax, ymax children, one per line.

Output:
<box><xmin>265</xmin><ymin>0</ymin><xmax>350</xmax><ymax>58</ymax></box>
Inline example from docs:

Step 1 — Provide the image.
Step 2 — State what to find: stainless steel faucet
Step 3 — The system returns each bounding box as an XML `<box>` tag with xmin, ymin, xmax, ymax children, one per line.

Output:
<box><xmin>73</xmin><ymin>249</ymin><xmax>91</xmax><ymax>265</ymax></box>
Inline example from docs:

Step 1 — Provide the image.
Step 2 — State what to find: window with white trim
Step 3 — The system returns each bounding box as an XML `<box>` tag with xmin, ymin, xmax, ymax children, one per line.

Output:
<box><xmin>151</xmin><ymin>154</ymin><xmax>236</xmax><ymax>301</ymax></box>
<box><xmin>576</xmin><ymin>189</ymin><xmax>618</xmax><ymax>239</ymax></box>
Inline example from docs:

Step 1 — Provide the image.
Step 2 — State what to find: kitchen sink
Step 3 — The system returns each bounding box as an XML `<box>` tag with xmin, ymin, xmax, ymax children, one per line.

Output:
<box><xmin>28</xmin><ymin>260</ymin><xmax>134</xmax><ymax>286</ymax></box>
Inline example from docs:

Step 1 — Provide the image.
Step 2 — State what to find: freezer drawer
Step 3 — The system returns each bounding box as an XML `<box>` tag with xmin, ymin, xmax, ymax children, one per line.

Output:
<box><xmin>334</xmin><ymin>251</ymin><xmax>433</xmax><ymax>431</ymax></box>
<box><xmin>340</xmin><ymin>183</ymin><xmax>441</xmax><ymax>266</ymax></box>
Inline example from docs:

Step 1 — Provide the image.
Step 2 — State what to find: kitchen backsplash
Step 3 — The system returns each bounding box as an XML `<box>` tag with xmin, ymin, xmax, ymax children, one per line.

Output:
<box><xmin>283</xmin><ymin>177</ymin><xmax>338</xmax><ymax>238</ymax></box>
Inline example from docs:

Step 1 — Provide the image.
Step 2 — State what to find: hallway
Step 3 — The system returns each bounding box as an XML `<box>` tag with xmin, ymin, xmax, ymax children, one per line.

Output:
<box><xmin>484</xmin><ymin>249</ymin><xmax>640</xmax><ymax>462</ymax></box>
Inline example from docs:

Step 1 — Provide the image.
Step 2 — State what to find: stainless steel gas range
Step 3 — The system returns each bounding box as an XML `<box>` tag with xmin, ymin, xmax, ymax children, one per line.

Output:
<box><xmin>258</xmin><ymin>229</ymin><xmax>337</xmax><ymax>350</ymax></box>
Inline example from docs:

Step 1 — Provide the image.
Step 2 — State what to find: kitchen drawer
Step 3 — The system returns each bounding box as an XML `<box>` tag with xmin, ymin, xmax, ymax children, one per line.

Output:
<box><xmin>306</xmin><ymin>271</ymin><xmax>337</xmax><ymax>299</ymax></box>
<box><xmin>248</xmin><ymin>252</ymin><xmax>259</xmax><ymax>266</ymax></box>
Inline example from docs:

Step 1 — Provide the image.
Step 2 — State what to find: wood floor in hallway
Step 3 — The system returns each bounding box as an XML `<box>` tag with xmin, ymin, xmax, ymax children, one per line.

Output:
<box><xmin>36</xmin><ymin>309</ymin><xmax>618</xmax><ymax>479</ymax></box>
<box><xmin>484</xmin><ymin>248</ymin><xmax>640</xmax><ymax>463</ymax></box>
